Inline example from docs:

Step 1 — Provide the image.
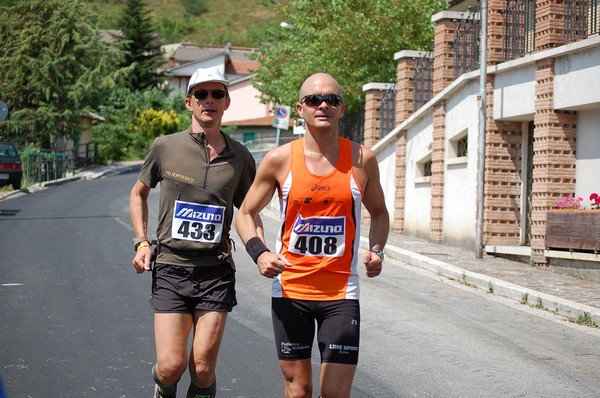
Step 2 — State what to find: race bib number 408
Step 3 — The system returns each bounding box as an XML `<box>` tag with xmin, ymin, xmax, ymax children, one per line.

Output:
<box><xmin>289</xmin><ymin>215</ymin><xmax>346</xmax><ymax>257</ymax></box>
<box><xmin>171</xmin><ymin>200</ymin><xmax>225</xmax><ymax>243</ymax></box>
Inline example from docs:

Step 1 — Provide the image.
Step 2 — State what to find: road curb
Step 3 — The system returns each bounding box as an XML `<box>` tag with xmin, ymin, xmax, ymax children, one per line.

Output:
<box><xmin>359</xmin><ymin>236</ymin><xmax>600</xmax><ymax>323</ymax></box>
<box><xmin>0</xmin><ymin>162</ymin><xmax>142</xmax><ymax>201</ymax></box>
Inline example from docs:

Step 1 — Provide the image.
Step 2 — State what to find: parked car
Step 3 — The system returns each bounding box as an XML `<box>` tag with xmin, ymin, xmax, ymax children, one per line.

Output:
<box><xmin>0</xmin><ymin>142</ymin><xmax>23</xmax><ymax>190</ymax></box>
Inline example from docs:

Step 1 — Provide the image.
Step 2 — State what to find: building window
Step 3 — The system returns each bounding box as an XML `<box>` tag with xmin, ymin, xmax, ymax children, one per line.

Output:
<box><xmin>416</xmin><ymin>153</ymin><xmax>432</xmax><ymax>184</ymax></box>
<box><xmin>448</xmin><ymin>129</ymin><xmax>468</xmax><ymax>165</ymax></box>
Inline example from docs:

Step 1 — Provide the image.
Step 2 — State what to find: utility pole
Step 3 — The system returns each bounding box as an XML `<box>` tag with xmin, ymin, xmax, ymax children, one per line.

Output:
<box><xmin>475</xmin><ymin>0</ymin><xmax>488</xmax><ymax>259</ymax></box>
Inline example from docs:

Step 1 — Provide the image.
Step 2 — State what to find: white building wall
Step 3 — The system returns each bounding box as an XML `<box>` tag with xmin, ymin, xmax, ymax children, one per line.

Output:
<box><xmin>375</xmin><ymin>140</ymin><xmax>397</xmax><ymax>224</ymax></box>
<box><xmin>443</xmin><ymin>81</ymin><xmax>480</xmax><ymax>247</ymax></box>
<box><xmin>372</xmin><ymin>35</ymin><xmax>600</xmax><ymax>251</ymax></box>
<box><xmin>576</xmin><ymin>109</ymin><xmax>600</xmax><ymax>207</ymax></box>
<box><xmin>404</xmin><ymin>113</ymin><xmax>434</xmax><ymax>238</ymax></box>
<box><xmin>493</xmin><ymin>64</ymin><xmax>536</xmax><ymax>121</ymax></box>
<box><xmin>555</xmin><ymin>45</ymin><xmax>600</xmax><ymax>110</ymax></box>
<box><xmin>222</xmin><ymin>78</ymin><xmax>271</xmax><ymax>123</ymax></box>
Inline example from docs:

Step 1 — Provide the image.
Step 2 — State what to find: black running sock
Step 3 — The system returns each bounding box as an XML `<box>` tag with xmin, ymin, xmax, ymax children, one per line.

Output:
<box><xmin>186</xmin><ymin>381</ymin><xmax>216</xmax><ymax>398</ymax></box>
<box><xmin>152</xmin><ymin>364</ymin><xmax>177</xmax><ymax>396</ymax></box>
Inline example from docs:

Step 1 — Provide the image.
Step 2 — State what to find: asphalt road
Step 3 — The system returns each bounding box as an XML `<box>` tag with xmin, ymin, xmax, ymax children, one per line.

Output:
<box><xmin>1</xmin><ymin>169</ymin><xmax>599</xmax><ymax>397</ymax></box>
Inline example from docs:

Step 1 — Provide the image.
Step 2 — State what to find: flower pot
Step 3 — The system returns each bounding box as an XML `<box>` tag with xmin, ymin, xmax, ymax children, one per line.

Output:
<box><xmin>545</xmin><ymin>210</ymin><xmax>600</xmax><ymax>252</ymax></box>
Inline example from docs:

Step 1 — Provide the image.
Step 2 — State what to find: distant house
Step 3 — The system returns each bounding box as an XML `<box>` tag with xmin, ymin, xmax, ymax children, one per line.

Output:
<box><xmin>162</xmin><ymin>43</ymin><xmax>298</xmax><ymax>150</ymax></box>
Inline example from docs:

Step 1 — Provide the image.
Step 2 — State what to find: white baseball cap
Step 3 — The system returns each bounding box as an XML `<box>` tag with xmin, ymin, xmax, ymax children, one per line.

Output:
<box><xmin>187</xmin><ymin>67</ymin><xmax>229</xmax><ymax>94</ymax></box>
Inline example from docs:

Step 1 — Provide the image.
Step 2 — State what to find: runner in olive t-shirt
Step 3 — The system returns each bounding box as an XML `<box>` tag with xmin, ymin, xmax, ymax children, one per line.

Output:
<box><xmin>130</xmin><ymin>67</ymin><xmax>256</xmax><ymax>398</ymax></box>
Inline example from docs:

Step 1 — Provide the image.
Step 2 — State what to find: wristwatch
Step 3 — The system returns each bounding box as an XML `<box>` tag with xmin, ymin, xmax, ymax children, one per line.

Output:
<box><xmin>133</xmin><ymin>237</ymin><xmax>149</xmax><ymax>251</ymax></box>
<box><xmin>369</xmin><ymin>248</ymin><xmax>384</xmax><ymax>261</ymax></box>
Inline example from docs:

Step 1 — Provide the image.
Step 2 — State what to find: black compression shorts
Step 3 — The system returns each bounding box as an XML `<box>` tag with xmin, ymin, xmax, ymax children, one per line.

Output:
<box><xmin>271</xmin><ymin>297</ymin><xmax>360</xmax><ymax>364</ymax></box>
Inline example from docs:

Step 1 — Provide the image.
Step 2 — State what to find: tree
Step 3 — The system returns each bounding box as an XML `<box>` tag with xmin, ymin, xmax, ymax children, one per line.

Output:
<box><xmin>253</xmin><ymin>0</ymin><xmax>447</xmax><ymax>113</ymax></box>
<box><xmin>93</xmin><ymin>87</ymin><xmax>188</xmax><ymax>162</ymax></box>
<box><xmin>116</xmin><ymin>0</ymin><xmax>164</xmax><ymax>91</ymax></box>
<box><xmin>0</xmin><ymin>0</ymin><xmax>123</xmax><ymax>147</ymax></box>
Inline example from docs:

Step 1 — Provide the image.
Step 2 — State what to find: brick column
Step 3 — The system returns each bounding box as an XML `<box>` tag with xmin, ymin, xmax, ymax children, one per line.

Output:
<box><xmin>363</xmin><ymin>87</ymin><xmax>383</xmax><ymax>148</ymax></box>
<box><xmin>426</xmin><ymin>10</ymin><xmax>468</xmax><ymax>240</ymax></box>
<box><xmin>393</xmin><ymin>130</ymin><xmax>407</xmax><ymax>232</ymax></box>
<box><xmin>431</xmin><ymin>11</ymin><xmax>463</xmax><ymax>96</ymax></box>
<box><xmin>430</xmin><ymin>103</ymin><xmax>446</xmax><ymax>243</ymax></box>
<box><xmin>362</xmin><ymin>83</ymin><xmax>394</xmax><ymax>148</ymax></box>
<box><xmin>391</xmin><ymin>51</ymin><xmax>432</xmax><ymax>233</ymax></box>
<box><xmin>531</xmin><ymin>58</ymin><xmax>577</xmax><ymax>265</ymax></box>
<box><xmin>487</xmin><ymin>0</ymin><xmax>508</xmax><ymax>64</ymax></box>
<box><xmin>394</xmin><ymin>50</ymin><xmax>431</xmax><ymax>125</ymax></box>
<box><xmin>482</xmin><ymin>76</ymin><xmax>524</xmax><ymax>246</ymax></box>
<box><xmin>536</xmin><ymin>0</ymin><xmax>568</xmax><ymax>51</ymax></box>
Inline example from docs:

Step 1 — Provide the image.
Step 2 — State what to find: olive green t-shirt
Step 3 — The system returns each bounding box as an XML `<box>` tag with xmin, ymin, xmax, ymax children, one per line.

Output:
<box><xmin>139</xmin><ymin>128</ymin><xmax>256</xmax><ymax>267</ymax></box>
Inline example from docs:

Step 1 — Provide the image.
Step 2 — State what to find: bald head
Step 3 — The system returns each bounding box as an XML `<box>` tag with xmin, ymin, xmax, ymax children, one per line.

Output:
<box><xmin>299</xmin><ymin>73</ymin><xmax>344</xmax><ymax>100</ymax></box>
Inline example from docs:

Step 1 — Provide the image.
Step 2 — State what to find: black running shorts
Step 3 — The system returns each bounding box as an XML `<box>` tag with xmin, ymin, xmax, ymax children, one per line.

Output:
<box><xmin>271</xmin><ymin>297</ymin><xmax>360</xmax><ymax>364</ymax></box>
<box><xmin>151</xmin><ymin>263</ymin><xmax>237</xmax><ymax>313</ymax></box>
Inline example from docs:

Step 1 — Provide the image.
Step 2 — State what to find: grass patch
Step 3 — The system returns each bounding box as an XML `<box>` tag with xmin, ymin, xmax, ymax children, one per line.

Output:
<box><xmin>459</xmin><ymin>272</ymin><xmax>476</xmax><ymax>288</ymax></box>
<box><xmin>520</xmin><ymin>292</ymin><xmax>529</xmax><ymax>304</ymax></box>
<box><xmin>534</xmin><ymin>296</ymin><xmax>546</xmax><ymax>310</ymax></box>
<box><xmin>572</xmin><ymin>312</ymin><xmax>599</xmax><ymax>328</ymax></box>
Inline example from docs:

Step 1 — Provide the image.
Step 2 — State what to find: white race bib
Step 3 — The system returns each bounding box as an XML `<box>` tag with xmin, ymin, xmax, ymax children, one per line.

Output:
<box><xmin>171</xmin><ymin>200</ymin><xmax>225</xmax><ymax>243</ymax></box>
<box><xmin>288</xmin><ymin>215</ymin><xmax>346</xmax><ymax>257</ymax></box>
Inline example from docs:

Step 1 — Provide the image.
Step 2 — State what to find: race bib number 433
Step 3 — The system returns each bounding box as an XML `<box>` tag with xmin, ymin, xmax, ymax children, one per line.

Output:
<box><xmin>289</xmin><ymin>215</ymin><xmax>346</xmax><ymax>257</ymax></box>
<box><xmin>171</xmin><ymin>200</ymin><xmax>225</xmax><ymax>243</ymax></box>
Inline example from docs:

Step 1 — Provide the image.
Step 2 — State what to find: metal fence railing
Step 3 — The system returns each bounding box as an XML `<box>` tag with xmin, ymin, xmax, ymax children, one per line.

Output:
<box><xmin>453</xmin><ymin>6</ymin><xmax>481</xmax><ymax>79</ymax></box>
<box><xmin>380</xmin><ymin>86</ymin><xmax>397</xmax><ymax>138</ymax></box>
<box><xmin>501</xmin><ymin>0</ymin><xmax>598</xmax><ymax>61</ymax></box>
<box><xmin>339</xmin><ymin>105</ymin><xmax>365</xmax><ymax>144</ymax></box>
<box><xmin>73</xmin><ymin>141</ymin><xmax>98</xmax><ymax>168</ymax></box>
<box><xmin>564</xmin><ymin>0</ymin><xmax>600</xmax><ymax>42</ymax></box>
<box><xmin>23</xmin><ymin>141</ymin><xmax>98</xmax><ymax>184</ymax></box>
<box><xmin>414</xmin><ymin>54</ymin><xmax>434</xmax><ymax>110</ymax></box>
<box><xmin>24</xmin><ymin>150</ymin><xmax>70</xmax><ymax>184</ymax></box>
<box><xmin>503</xmin><ymin>0</ymin><xmax>537</xmax><ymax>61</ymax></box>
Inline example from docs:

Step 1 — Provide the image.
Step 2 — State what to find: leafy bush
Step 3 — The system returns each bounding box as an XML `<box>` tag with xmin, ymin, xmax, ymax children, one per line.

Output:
<box><xmin>93</xmin><ymin>87</ymin><xmax>190</xmax><ymax>162</ymax></box>
<box><xmin>180</xmin><ymin>0</ymin><xmax>208</xmax><ymax>16</ymax></box>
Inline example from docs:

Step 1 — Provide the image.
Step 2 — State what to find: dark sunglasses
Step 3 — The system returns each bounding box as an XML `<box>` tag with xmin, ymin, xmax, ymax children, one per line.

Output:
<box><xmin>301</xmin><ymin>94</ymin><xmax>343</xmax><ymax>107</ymax></box>
<box><xmin>193</xmin><ymin>89</ymin><xmax>227</xmax><ymax>100</ymax></box>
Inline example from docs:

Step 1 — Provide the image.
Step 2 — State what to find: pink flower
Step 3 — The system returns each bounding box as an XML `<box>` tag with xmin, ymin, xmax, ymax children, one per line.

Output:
<box><xmin>591</xmin><ymin>193</ymin><xmax>600</xmax><ymax>210</ymax></box>
<box><xmin>555</xmin><ymin>194</ymin><xmax>600</xmax><ymax>210</ymax></box>
<box><xmin>555</xmin><ymin>195</ymin><xmax>582</xmax><ymax>209</ymax></box>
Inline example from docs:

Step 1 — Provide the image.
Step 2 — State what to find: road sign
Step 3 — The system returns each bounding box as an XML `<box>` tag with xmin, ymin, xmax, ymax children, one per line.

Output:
<box><xmin>273</xmin><ymin>105</ymin><xmax>290</xmax><ymax>130</ymax></box>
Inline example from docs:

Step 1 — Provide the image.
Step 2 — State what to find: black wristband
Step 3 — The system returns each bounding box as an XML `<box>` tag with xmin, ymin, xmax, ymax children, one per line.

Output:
<box><xmin>245</xmin><ymin>236</ymin><xmax>270</xmax><ymax>263</ymax></box>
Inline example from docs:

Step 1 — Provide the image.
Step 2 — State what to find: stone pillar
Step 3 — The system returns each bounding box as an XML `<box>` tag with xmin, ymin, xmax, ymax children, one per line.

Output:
<box><xmin>431</xmin><ymin>11</ymin><xmax>463</xmax><ymax>96</ymax></box>
<box><xmin>530</xmin><ymin>58</ymin><xmax>577</xmax><ymax>265</ymax></box>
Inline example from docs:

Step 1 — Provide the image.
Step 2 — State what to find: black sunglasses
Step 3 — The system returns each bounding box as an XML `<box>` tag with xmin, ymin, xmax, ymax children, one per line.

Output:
<box><xmin>301</xmin><ymin>94</ymin><xmax>343</xmax><ymax>107</ymax></box>
<box><xmin>193</xmin><ymin>89</ymin><xmax>227</xmax><ymax>100</ymax></box>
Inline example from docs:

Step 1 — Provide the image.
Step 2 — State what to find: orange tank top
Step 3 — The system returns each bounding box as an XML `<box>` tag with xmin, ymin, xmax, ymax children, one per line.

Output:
<box><xmin>273</xmin><ymin>137</ymin><xmax>364</xmax><ymax>300</ymax></box>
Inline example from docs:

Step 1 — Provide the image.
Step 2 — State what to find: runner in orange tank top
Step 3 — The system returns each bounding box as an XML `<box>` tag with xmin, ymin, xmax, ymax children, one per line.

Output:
<box><xmin>236</xmin><ymin>72</ymin><xmax>389</xmax><ymax>398</ymax></box>
<box><xmin>275</xmin><ymin>136</ymin><xmax>362</xmax><ymax>300</ymax></box>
